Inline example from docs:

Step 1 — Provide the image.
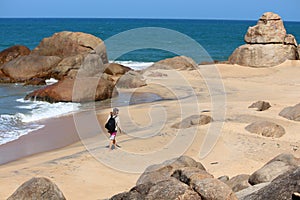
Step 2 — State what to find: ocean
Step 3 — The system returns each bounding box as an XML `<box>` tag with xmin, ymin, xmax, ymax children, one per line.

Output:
<box><xmin>0</xmin><ymin>18</ymin><xmax>300</xmax><ymax>145</ymax></box>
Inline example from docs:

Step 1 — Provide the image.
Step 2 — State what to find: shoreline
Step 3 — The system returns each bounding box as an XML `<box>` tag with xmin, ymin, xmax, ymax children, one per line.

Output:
<box><xmin>0</xmin><ymin>114</ymin><xmax>81</xmax><ymax>165</ymax></box>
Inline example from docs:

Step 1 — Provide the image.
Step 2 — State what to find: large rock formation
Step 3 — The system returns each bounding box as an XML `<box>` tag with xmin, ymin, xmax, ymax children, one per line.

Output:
<box><xmin>31</xmin><ymin>31</ymin><xmax>108</xmax><ymax>64</ymax></box>
<box><xmin>0</xmin><ymin>45</ymin><xmax>30</xmax><ymax>66</ymax></box>
<box><xmin>110</xmin><ymin>156</ymin><xmax>237</xmax><ymax>200</ymax></box>
<box><xmin>1</xmin><ymin>55</ymin><xmax>61</xmax><ymax>82</ymax></box>
<box><xmin>229</xmin><ymin>12</ymin><xmax>298</xmax><ymax>67</ymax></box>
<box><xmin>7</xmin><ymin>177</ymin><xmax>66</xmax><ymax>200</ymax></box>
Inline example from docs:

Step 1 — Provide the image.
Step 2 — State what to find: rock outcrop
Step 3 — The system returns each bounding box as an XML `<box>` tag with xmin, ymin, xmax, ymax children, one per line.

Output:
<box><xmin>31</xmin><ymin>31</ymin><xmax>108</xmax><ymax>63</ymax></box>
<box><xmin>171</xmin><ymin>115</ymin><xmax>213</xmax><ymax>129</ymax></box>
<box><xmin>248</xmin><ymin>153</ymin><xmax>300</xmax><ymax>185</ymax></box>
<box><xmin>24</xmin><ymin>76</ymin><xmax>115</xmax><ymax>103</ymax></box>
<box><xmin>110</xmin><ymin>156</ymin><xmax>237</xmax><ymax>200</ymax></box>
<box><xmin>0</xmin><ymin>45</ymin><xmax>30</xmax><ymax>66</ymax></box>
<box><xmin>245</xmin><ymin>121</ymin><xmax>285</xmax><ymax>138</ymax></box>
<box><xmin>279</xmin><ymin>103</ymin><xmax>300</xmax><ymax>121</ymax></box>
<box><xmin>144</xmin><ymin>56</ymin><xmax>198</xmax><ymax>71</ymax></box>
<box><xmin>248</xmin><ymin>101</ymin><xmax>271</xmax><ymax>111</ymax></box>
<box><xmin>229</xmin><ymin>12</ymin><xmax>298</xmax><ymax>67</ymax></box>
<box><xmin>1</xmin><ymin>55</ymin><xmax>62</xmax><ymax>82</ymax></box>
<box><xmin>242</xmin><ymin>167</ymin><xmax>300</xmax><ymax>200</ymax></box>
<box><xmin>116</xmin><ymin>71</ymin><xmax>146</xmax><ymax>88</ymax></box>
<box><xmin>7</xmin><ymin>177</ymin><xmax>66</xmax><ymax>200</ymax></box>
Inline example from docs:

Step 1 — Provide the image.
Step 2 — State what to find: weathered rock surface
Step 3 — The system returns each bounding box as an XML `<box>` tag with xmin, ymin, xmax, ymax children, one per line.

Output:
<box><xmin>1</xmin><ymin>55</ymin><xmax>62</xmax><ymax>82</ymax></box>
<box><xmin>25</xmin><ymin>77</ymin><xmax>115</xmax><ymax>103</ymax></box>
<box><xmin>31</xmin><ymin>31</ymin><xmax>108</xmax><ymax>63</ymax></box>
<box><xmin>279</xmin><ymin>103</ymin><xmax>300</xmax><ymax>121</ymax></box>
<box><xmin>0</xmin><ymin>45</ymin><xmax>30</xmax><ymax>66</ymax></box>
<box><xmin>229</xmin><ymin>44</ymin><xmax>297</xmax><ymax>67</ymax></box>
<box><xmin>145</xmin><ymin>56</ymin><xmax>198</xmax><ymax>71</ymax></box>
<box><xmin>225</xmin><ymin>174</ymin><xmax>251</xmax><ymax>192</ymax></box>
<box><xmin>242</xmin><ymin>167</ymin><xmax>300</xmax><ymax>200</ymax></box>
<box><xmin>244</xmin><ymin>12</ymin><xmax>286</xmax><ymax>44</ymax></box>
<box><xmin>111</xmin><ymin>156</ymin><xmax>238</xmax><ymax>200</ymax></box>
<box><xmin>104</xmin><ymin>63</ymin><xmax>131</xmax><ymax>76</ymax></box>
<box><xmin>7</xmin><ymin>177</ymin><xmax>66</xmax><ymax>200</ymax></box>
<box><xmin>235</xmin><ymin>182</ymin><xmax>270</xmax><ymax>199</ymax></box>
<box><xmin>248</xmin><ymin>100</ymin><xmax>271</xmax><ymax>111</ymax></box>
<box><xmin>190</xmin><ymin>177</ymin><xmax>238</xmax><ymax>200</ymax></box>
<box><xmin>172</xmin><ymin>114</ymin><xmax>213</xmax><ymax>129</ymax></box>
<box><xmin>137</xmin><ymin>156</ymin><xmax>206</xmax><ymax>185</ymax></box>
<box><xmin>248</xmin><ymin>153</ymin><xmax>300</xmax><ymax>185</ymax></box>
<box><xmin>116</xmin><ymin>71</ymin><xmax>146</xmax><ymax>88</ymax></box>
<box><xmin>229</xmin><ymin>12</ymin><xmax>298</xmax><ymax>67</ymax></box>
<box><xmin>245</xmin><ymin>121</ymin><xmax>285</xmax><ymax>138</ymax></box>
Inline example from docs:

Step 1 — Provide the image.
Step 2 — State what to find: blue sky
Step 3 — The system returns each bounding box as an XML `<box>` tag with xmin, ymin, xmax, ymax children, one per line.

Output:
<box><xmin>1</xmin><ymin>0</ymin><xmax>299</xmax><ymax>21</ymax></box>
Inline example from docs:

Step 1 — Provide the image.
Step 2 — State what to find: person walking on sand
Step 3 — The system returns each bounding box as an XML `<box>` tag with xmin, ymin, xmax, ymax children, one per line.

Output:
<box><xmin>105</xmin><ymin>108</ymin><xmax>122</xmax><ymax>150</ymax></box>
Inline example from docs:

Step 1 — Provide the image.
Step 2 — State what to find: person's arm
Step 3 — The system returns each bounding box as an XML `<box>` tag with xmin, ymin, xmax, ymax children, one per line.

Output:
<box><xmin>115</xmin><ymin>116</ymin><xmax>122</xmax><ymax>133</ymax></box>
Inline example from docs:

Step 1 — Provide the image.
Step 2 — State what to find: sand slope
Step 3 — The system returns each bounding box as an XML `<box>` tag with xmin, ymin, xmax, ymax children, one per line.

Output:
<box><xmin>1</xmin><ymin>61</ymin><xmax>300</xmax><ymax>199</ymax></box>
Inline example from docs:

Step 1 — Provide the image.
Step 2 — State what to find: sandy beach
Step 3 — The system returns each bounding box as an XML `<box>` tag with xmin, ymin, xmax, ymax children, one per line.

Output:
<box><xmin>1</xmin><ymin>60</ymin><xmax>300</xmax><ymax>199</ymax></box>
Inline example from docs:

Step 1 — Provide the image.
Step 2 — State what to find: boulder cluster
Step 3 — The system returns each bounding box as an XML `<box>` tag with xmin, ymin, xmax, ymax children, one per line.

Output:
<box><xmin>9</xmin><ymin>154</ymin><xmax>300</xmax><ymax>200</ymax></box>
<box><xmin>229</xmin><ymin>12</ymin><xmax>299</xmax><ymax>67</ymax></box>
<box><xmin>0</xmin><ymin>31</ymin><xmax>146</xmax><ymax>103</ymax></box>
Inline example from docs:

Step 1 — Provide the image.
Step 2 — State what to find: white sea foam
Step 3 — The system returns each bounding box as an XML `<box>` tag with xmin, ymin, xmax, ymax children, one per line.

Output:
<box><xmin>16</xmin><ymin>99</ymin><xmax>80</xmax><ymax>122</ymax></box>
<box><xmin>0</xmin><ymin>99</ymin><xmax>80</xmax><ymax>145</ymax></box>
<box><xmin>111</xmin><ymin>60</ymin><xmax>154</xmax><ymax>70</ymax></box>
<box><xmin>45</xmin><ymin>78</ymin><xmax>58</xmax><ymax>85</ymax></box>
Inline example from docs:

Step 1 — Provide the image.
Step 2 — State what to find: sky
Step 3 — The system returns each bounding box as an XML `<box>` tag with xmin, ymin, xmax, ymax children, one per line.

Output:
<box><xmin>1</xmin><ymin>0</ymin><xmax>300</xmax><ymax>22</ymax></box>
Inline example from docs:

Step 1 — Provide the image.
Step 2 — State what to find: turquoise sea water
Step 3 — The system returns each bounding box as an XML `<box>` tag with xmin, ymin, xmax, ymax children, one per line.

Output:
<box><xmin>0</xmin><ymin>18</ymin><xmax>299</xmax><ymax>145</ymax></box>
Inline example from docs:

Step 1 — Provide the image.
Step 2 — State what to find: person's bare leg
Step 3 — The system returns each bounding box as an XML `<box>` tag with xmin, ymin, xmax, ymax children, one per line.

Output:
<box><xmin>109</xmin><ymin>140</ymin><xmax>113</xmax><ymax>150</ymax></box>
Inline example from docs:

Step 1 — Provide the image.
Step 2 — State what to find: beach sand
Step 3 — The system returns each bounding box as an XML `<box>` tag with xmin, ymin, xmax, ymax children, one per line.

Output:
<box><xmin>1</xmin><ymin>61</ymin><xmax>300</xmax><ymax>199</ymax></box>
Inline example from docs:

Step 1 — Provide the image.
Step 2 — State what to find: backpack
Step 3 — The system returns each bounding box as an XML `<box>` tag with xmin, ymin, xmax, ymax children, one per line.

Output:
<box><xmin>105</xmin><ymin>115</ymin><xmax>116</xmax><ymax>133</ymax></box>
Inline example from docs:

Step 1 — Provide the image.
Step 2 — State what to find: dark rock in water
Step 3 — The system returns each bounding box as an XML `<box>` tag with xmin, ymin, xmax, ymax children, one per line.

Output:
<box><xmin>245</xmin><ymin>121</ymin><xmax>285</xmax><ymax>138</ymax></box>
<box><xmin>116</xmin><ymin>71</ymin><xmax>146</xmax><ymax>89</ymax></box>
<box><xmin>242</xmin><ymin>167</ymin><xmax>300</xmax><ymax>200</ymax></box>
<box><xmin>248</xmin><ymin>153</ymin><xmax>300</xmax><ymax>185</ymax></box>
<box><xmin>248</xmin><ymin>101</ymin><xmax>271</xmax><ymax>111</ymax></box>
<box><xmin>279</xmin><ymin>103</ymin><xmax>300</xmax><ymax>121</ymax></box>
<box><xmin>1</xmin><ymin>55</ymin><xmax>61</xmax><ymax>82</ymax></box>
<box><xmin>25</xmin><ymin>77</ymin><xmax>116</xmax><ymax>103</ymax></box>
<box><xmin>0</xmin><ymin>45</ymin><xmax>30</xmax><ymax>67</ymax></box>
<box><xmin>229</xmin><ymin>12</ymin><xmax>298</xmax><ymax>67</ymax></box>
<box><xmin>224</xmin><ymin>174</ymin><xmax>251</xmax><ymax>192</ymax></box>
<box><xmin>172</xmin><ymin>114</ymin><xmax>213</xmax><ymax>129</ymax></box>
<box><xmin>7</xmin><ymin>177</ymin><xmax>66</xmax><ymax>200</ymax></box>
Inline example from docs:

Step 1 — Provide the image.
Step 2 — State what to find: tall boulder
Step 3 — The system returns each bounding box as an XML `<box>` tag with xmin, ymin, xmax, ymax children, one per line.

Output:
<box><xmin>229</xmin><ymin>12</ymin><xmax>298</xmax><ymax>67</ymax></box>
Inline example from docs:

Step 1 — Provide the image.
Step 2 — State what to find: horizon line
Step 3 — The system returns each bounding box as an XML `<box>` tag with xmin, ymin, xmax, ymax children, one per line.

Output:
<box><xmin>0</xmin><ymin>16</ymin><xmax>299</xmax><ymax>22</ymax></box>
